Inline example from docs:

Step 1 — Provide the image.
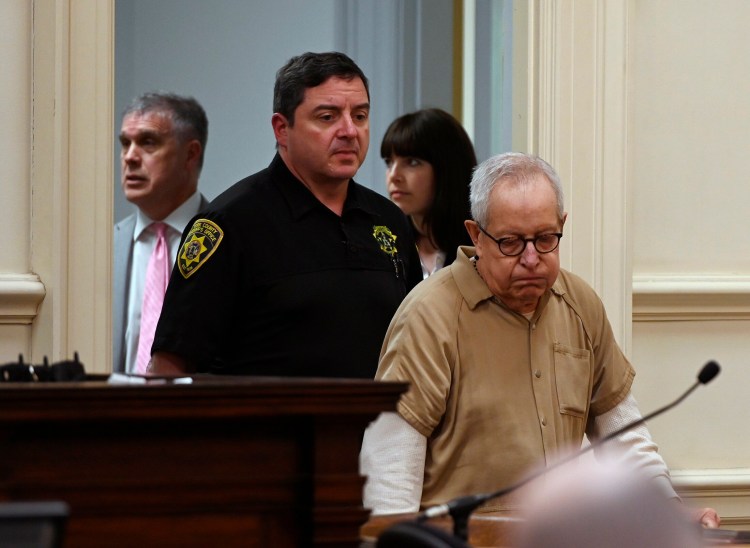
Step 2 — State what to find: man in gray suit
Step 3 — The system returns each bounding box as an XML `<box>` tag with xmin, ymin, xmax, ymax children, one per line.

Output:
<box><xmin>113</xmin><ymin>92</ymin><xmax>210</xmax><ymax>373</ymax></box>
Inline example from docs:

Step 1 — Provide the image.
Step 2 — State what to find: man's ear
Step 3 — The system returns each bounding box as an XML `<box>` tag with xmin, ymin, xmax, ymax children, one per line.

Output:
<box><xmin>465</xmin><ymin>220</ymin><xmax>481</xmax><ymax>246</ymax></box>
<box><xmin>186</xmin><ymin>140</ymin><xmax>202</xmax><ymax>169</ymax></box>
<box><xmin>271</xmin><ymin>113</ymin><xmax>289</xmax><ymax>147</ymax></box>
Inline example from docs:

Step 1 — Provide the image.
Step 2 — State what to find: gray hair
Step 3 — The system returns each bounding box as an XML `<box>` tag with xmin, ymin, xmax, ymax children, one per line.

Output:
<box><xmin>122</xmin><ymin>91</ymin><xmax>208</xmax><ymax>169</ymax></box>
<box><xmin>469</xmin><ymin>152</ymin><xmax>564</xmax><ymax>226</ymax></box>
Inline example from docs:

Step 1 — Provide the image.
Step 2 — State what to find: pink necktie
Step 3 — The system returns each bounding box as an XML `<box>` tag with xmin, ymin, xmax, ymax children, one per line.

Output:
<box><xmin>136</xmin><ymin>222</ymin><xmax>170</xmax><ymax>374</ymax></box>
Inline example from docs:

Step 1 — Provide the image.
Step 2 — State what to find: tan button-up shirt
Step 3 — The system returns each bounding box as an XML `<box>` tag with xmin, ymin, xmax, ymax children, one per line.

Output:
<box><xmin>376</xmin><ymin>246</ymin><xmax>635</xmax><ymax>509</ymax></box>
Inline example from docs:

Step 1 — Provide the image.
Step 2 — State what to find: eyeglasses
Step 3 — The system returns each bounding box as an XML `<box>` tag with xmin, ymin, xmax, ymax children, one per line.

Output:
<box><xmin>476</xmin><ymin>223</ymin><xmax>562</xmax><ymax>257</ymax></box>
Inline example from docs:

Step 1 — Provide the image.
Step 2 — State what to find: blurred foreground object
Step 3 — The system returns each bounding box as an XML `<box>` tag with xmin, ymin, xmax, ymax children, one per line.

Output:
<box><xmin>514</xmin><ymin>460</ymin><xmax>703</xmax><ymax>548</ymax></box>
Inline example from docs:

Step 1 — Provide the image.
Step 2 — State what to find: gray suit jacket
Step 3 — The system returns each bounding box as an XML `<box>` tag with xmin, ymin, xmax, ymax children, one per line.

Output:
<box><xmin>112</xmin><ymin>195</ymin><xmax>210</xmax><ymax>372</ymax></box>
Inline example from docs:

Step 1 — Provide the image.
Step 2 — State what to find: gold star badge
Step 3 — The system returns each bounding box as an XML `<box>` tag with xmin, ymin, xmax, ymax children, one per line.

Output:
<box><xmin>373</xmin><ymin>225</ymin><xmax>398</xmax><ymax>256</ymax></box>
<box><xmin>178</xmin><ymin>219</ymin><xmax>223</xmax><ymax>278</ymax></box>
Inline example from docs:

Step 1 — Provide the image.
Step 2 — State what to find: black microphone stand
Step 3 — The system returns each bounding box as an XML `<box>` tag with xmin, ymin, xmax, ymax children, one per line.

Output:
<box><xmin>416</xmin><ymin>360</ymin><xmax>720</xmax><ymax>541</ymax></box>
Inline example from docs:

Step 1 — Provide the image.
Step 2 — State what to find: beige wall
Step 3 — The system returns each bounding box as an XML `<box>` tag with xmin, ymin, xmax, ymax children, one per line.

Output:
<box><xmin>2</xmin><ymin>0</ymin><xmax>747</xmax><ymax>528</ymax></box>
<box><xmin>628</xmin><ymin>0</ymin><xmax>750</xmax><ymax>527</ymax></box>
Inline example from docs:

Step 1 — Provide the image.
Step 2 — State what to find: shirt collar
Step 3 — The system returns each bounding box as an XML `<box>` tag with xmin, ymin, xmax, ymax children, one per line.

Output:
<box><xmin>452</xmin><ymin>246</ymin><xmax>559</xmax><ymax>315</ymax></box>
<box><xmin>452</xmin><ymin>246</ymin><xmax>494</xmax><ymax>309</ymax></box>
<box><xmin>133</xmin><ymin>190</ymin><xmax>202</xmax><ymax>240</ymax></box>
<box><xmin>270</xmin><ymin>154</ymin><xmax>379</xmax><ymax>220</ymax></box>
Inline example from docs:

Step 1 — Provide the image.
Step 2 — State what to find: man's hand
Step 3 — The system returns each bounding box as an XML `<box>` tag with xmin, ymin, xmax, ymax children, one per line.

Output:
<box><xmin>147</xmin><ymin>351</ymin><xmax>193</xmax><ymax>376</ymax></box>
<box><xmin>693</xmin><ymin>507</ymin><xmax>721</xmax><ymax>528</ymax></box>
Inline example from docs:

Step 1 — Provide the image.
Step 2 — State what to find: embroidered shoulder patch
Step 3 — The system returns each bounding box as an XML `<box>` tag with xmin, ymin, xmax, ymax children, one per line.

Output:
<box><xmin>178</xmin><ymin>219</ymin><xmax>224</xmax><ymax>279</ymax></box>
<box><xmin>373</xmin><ymin>225</ymin><xmax>398</xmax><ymax>256</ymax></box>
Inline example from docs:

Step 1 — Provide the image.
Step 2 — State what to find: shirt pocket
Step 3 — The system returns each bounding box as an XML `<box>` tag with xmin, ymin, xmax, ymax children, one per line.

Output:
<box><xmin>553</xmin><ymin>342</ymin><xmax>591</xmax><ymax>418</ymax></box>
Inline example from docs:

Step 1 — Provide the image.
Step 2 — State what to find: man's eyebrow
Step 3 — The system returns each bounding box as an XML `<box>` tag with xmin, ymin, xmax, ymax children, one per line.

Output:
<box><xmin>312</xmin><ymin>102</ymin><xmax>370</xmax><ymax>112</ymax></box>
<box><xmin>500</xmin><ymin>228</ymin><xmax>560</xmax><ymax>238</ymax></box>
<box><xmin>312</xmin><ymin>104</ymin><xmax>341</xmax><ymax>113</ymax></box>
<box><xmin>119</xmin><ymin>129</ymin><xmax>163</xmax><ymax>142</ymax></box>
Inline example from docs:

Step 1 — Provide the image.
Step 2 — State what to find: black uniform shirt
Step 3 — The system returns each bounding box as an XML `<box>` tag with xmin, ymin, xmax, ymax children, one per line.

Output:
<box><xmin>152</xmin><ymin>154</ymin><xmax>422</xmax><ymax>378</ymax></box>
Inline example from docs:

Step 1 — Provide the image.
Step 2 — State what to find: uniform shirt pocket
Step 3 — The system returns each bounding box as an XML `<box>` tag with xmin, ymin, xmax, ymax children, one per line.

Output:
<box><xmin>553</xmin><ymin>342</ymin><xmax>591</xmax><ymax>418</ymax></box>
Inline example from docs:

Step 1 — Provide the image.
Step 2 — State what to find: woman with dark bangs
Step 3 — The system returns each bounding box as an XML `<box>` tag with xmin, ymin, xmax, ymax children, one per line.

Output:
<box><xmin>381</xmin><ymin>108</ymin><xmax>477</xmax><ymax>278</ymax></box>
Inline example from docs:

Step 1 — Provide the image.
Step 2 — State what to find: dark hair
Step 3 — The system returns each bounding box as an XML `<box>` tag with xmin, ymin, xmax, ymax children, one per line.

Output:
<box><xmin>381</xmin><ymin>108</ymin><xmax>477</xmax><ymax>264</ymax></box>
<box><xmin>273</xmin><ymin>51</ymin><xmax>370</xmax><ymax>125</ymax></box>
<box><xmin>122</xmin><ymin>92</ymin><xmax>208</xmax><ymax>169</ymax></box>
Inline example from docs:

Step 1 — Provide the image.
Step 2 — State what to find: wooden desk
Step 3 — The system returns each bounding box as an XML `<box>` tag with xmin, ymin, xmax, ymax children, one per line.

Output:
<box><xmin>361</xmin><ymin>512</ymin><xmax>521</xmax><ymax>547</ymax></box>
<box><xmin>0</xmin><ymin>376</ymin><xmax>407</xmax><ymax>547</ymax></box>
<box><xmin>362</xmin><ymin>512</ymin><xmax>750</xmax><ymax>547</ymax></box>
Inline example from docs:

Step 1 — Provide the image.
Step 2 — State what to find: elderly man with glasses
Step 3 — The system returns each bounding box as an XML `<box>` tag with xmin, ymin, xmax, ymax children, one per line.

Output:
<box><xmin>360</xmin><ymin>152</ymin><xmax>719</xmax><ymax>529</ymax></box>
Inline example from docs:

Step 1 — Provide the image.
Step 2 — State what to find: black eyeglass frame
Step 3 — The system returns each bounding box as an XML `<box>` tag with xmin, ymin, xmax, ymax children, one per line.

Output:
<box><xmin>475</xmin><ymin>223</ymin><xmax>563</xmax><ymax>257</ymax></box>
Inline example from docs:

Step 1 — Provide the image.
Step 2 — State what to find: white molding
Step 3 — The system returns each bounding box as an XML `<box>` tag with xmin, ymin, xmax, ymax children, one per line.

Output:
<box><xmin>528</xmin><ymin>1</ymin><xmax>632</xmax><ymax>351</ymax></box>
<box><xmin>672</xmin><ymin>469</ymin><xmax>750</xmax><ymax>527</ymax></box>
<box><xmin>28</xmin><ymin>0</ymin><xmax>114</xmax><ymax>370</ymax></box>
<box><xmin>597</xmin><ymin>0</ymin><xmax>631</xmax><ymax>354</ymax></box>
<box><xmin>672</xmin><ymin>468</ymin><xmax>750</xmax><ymax>494</ymax></box>
<box><xmin>461</xmin><ymin>0</ymin><xmax>476</xmax><ymax>139</ymax></box>
<box><xmin>633</xmin><ymin>275</ymin><xmax>750</xmax><ymax>321</ymax></box>
<box><xmin>67</xmin><ymin>0</ymin><xmax>114</xmax><ymax>372</ymax></box>
<box><xmin>0</xmin><ymin>0</ymin><xmax>31</xmax><ymax>272</ymax></box>
<box><xmin>0</xmin><ymin>275</ymin><xmax>46</xmax><ymax>325</ymax></box>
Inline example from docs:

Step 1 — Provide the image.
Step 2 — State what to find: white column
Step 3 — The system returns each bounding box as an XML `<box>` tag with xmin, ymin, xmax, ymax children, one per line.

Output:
<box><xmin>0</xmin><ymin>0</ymin><xmax>31</xmax><ymax>272</ymax></box>
<box><xmin>0</xmin><ymin>1</ymin><xmax>45</xmax><ymax>362</ymax></box>
<box><xmin>27</xmin><ymin>0</ymin><xmax>114</xmax><ymax>370</ymax></box>
<box><xmin>0</xmin><ymin>0</ymin><xmax>113</xmax><ymax>368</ymax></box>
<box><xmin>518</xmin><ymin>0</ymin><xmax>631</xmax><ymax>351</ymax></box>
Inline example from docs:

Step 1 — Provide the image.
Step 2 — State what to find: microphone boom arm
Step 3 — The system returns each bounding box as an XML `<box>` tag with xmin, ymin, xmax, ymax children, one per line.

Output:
<box><xmin>415</xmin><ymin>360</ymin><xmax>720</xmax><ymax>541</ymax></box>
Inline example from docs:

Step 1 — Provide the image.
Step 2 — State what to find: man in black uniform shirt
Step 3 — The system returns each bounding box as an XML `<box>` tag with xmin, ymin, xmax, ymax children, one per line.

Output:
<box><xmin>148</xmin><ymin>51</ymin><xmax>422</xmax><ymax>378</ymax></box>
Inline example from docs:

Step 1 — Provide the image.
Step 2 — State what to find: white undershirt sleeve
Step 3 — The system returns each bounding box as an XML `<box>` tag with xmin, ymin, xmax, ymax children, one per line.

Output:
<box><xmin>360</xmin><ymin>412</ymin><xmax>427</xmax><ymax>515</ymax></box>
<box><xmin>360</xmin><ymin>394</ymin><xmax>677</xmax><ymax>515</ymax></box>
<box><xmin>588</xmin><ymin>392</ymin><xmax>678</xmax><ymax>499</ymax></box>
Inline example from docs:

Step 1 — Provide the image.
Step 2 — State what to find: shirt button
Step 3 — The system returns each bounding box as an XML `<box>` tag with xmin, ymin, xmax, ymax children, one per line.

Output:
<box><xmin>534</xmin><ymin>369</ymin><xmax>542</xmax><ymax>378</ymax></box>
<box><xmin>541</xmin><ymin>417</ymin><xmax>547</xmax><ymax>426</ymax></box>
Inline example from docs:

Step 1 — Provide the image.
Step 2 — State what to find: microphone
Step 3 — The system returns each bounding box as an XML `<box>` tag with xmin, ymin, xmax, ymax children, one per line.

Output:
<box><xmin>414</xmin><ymin>360</ymin><xmax>721</xmax><ymax>541</ymax></box>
